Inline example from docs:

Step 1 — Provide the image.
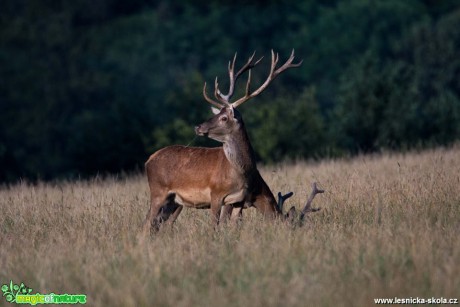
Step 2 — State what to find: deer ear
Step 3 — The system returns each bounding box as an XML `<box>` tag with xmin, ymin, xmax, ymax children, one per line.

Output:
<box><xmin>211</xmin><ymin>106</ymin><xmax>221</xmax><ymax>115</ymax></box>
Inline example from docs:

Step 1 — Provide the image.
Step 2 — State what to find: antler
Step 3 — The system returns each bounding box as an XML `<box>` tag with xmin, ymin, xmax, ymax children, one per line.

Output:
<box><xmin>202</xmin><ymin>50</ymin><xmax>302</xmax><ymax>109</ymax></box>
<box><xmin>203</xmin><ymin>51</ymin><xmax>263</xmax><ymax>108</ymax></box>
<box><xmin>299</xmin><ymin>182</ymin><xmax>325</xmax><ymax>220</ymax></box>
<box><xmin>219</xmin><ymin>51</ymin><xmax>264</xmax><ymax>103</ymax></box>
<box><xmin>277</xmin><ymin>191</ymin><xmax>294</xmax><ymax>213</ymax></box>
<box><xmin>231</xmin><ymin>49</ymin><xmax>302</xmax><ymax>108</ymax></box>
<box><xmin>203</xmin><ymin>82</ymin><xmax>226</xmax><ymax>109</ymax></box>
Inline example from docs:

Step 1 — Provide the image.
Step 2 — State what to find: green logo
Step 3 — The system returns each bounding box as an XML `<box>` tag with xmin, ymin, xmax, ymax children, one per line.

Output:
<box><xmin>1</xmin><ymin>281</ymin><xmax>86</xmax><ymax>305</ymax></box>
<box><xmin>1</xmin><ymin>281</ymin><xmax>32</xmax><ymax>303</ymax></box>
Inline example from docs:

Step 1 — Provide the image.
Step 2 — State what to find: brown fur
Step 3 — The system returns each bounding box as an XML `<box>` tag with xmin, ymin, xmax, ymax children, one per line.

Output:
<box><xmin>142</xmin><ymin>144</ymin><xmax>280</xmax><ymax>235</ymax></box>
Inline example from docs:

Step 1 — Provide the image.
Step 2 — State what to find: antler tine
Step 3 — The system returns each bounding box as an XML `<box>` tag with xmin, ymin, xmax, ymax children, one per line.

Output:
<box><xmin>274</xmin><ymin>49</ymin><xmax>303</xmax><ymax>75</ymax></box>
<box><xmin>211</xmin><ymin>51</ymin><xmax>263</xmax><ymax>104</ymax></box>
<box><xmin>213</xmin><ymin>77</ymin><xmax>229</xmax><ymax>105</ymax></box>
<box><xmin>218</xmin><ymin>52</ymin><xmax>238</xmax><ymax>103</ymax></box>
<box><xmin>271</xmin><ymin>49</ymin><xmax>279</xmax><ymax>71</ymax></box>
<box><xmin>300</xmin><ymin>182</ymin><xmax>325</xmax><ymax>220</ymax></box>
<box><xmin>235</xmin><ymin>51</ymin><xmax>263</xmax><ymax>78</ymax></box>
<box><xmin>229</xmin><ymin>52</ymin><xmax>237</xmax><ymax>74</ymax></box>
<box><xmin>223</xmin><ymin>51</ymin><xmax>263</xmax><ymax>102</ymax></box>
<box><xmin>277</xmin><ymin>191</ymin><xmax>294</xmax><ymax>213</ymax></box>
<box><xmin>244</xmin><ymin>69</ymin><xmax>252</xmax><ymax>97</ymax></box>
<box><xmin>231</xmin><ymin>49</ymin><xmax>302</xmax><ymax>108</ymax></box>
<box><xmin>220</xmin><ymin>52</ymin><xmax>237</xmax><ymax>102</ymax></box>
<box><xmin>203</xmin><ymin>82</ymin><xmax>225</xmax><ymax>109</ymax></box>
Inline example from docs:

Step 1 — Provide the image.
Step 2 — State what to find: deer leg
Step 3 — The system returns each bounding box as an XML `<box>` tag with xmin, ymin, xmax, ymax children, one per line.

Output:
<box><xmin>153</xmin><ymin>195</ymin><xmax>181</xmax><ymax>226</ymax></box>
<box><xmin>210</xmin><ymin>195</ymin><xmax>223</xmax><ymax>226</ymax></box>
<box><xmin>141</xmin><ymin>192</ymin><xmax>176</xmax><ymax>236</ymax></box>
<box><xmin>210</xmin><ymin>205</ymin><xmax>221</xmax><ymax>226</ymax></box>
<box><xmin>219</xmin><ymin>205</ymin><xmax>233</xmax><ymax>224</ymax></box>
<box><xmin>165</xmin><ymin>204</ymin><xmax>183</xmax><ymax>226</ymax></box>
<box><xmin>141</xmin><ymin>196</ymin><xmax>167</xmax><ymax>236</ymax></box>
<box><xmin>230</xmin><ymin>206</ymin><xmax>243</xmax><ymax>223</ymax></box>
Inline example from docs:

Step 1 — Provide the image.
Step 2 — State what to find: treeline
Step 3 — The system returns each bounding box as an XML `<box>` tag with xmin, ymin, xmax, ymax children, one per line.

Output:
<box><xmin>1</xmin><ymin>0</ymin><xmax>459</xmax><ymax>182</ymax></box>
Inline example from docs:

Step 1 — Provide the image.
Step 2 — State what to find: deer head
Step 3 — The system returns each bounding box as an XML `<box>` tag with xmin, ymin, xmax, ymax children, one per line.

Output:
<box><xmin>194</xmin><ymin>106</ymin><xmax>243</xmax><ymax>143</ymax></box>
<box><xmin>195</xmin><ymin>50</ymin><xmax>302</xmax><ymax>144</ymax></box>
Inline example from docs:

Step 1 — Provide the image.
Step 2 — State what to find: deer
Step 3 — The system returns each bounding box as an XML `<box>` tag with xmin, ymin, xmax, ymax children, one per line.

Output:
<box><xmin>141</xmin><ymin>50</ymin><xmax>324</xmax><ymax>236</ymax></box>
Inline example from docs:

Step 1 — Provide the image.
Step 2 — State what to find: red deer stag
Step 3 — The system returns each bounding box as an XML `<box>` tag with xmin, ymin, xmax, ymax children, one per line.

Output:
<box><xmin>142</xmin><ymin>50</ymin><xmax>323</xmax><ymax>235</ymax></box>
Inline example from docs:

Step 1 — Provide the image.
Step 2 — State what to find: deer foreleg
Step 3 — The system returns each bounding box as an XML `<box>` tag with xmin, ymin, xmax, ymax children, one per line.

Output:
<box><xmin>210</xmin><ymin>195</ymin><xmax>224</xmax><ymax>226</ymax></box>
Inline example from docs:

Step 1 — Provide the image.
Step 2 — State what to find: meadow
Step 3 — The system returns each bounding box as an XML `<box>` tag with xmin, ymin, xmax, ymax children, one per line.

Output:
<box><xmin>1</xmin><ymin>146</ymin><xmax>459</xmax><ymax>306</ymax></box>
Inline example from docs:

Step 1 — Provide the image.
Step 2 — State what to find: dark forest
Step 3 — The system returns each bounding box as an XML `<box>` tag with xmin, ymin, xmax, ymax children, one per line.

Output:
<box><xmin>1</xmin><ymin>0</ymin><xmax>459</xmax><ymax>182</ymax></box>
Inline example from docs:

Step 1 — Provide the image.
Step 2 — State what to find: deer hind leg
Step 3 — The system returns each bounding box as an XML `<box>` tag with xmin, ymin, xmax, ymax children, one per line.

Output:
<box><xmin>141</xmin><ymin>192</ymin><xmax>173</xmax><ymax>236</ymax></box>
<box><xmin>150</xmin><ymin>194</ymin><xmax>185</xmax><ymax>230</ymax></box>
<box><xmin>165</xmin><ymin>205</ymin><xmax>183</xmax><ymax>226</ymax></box>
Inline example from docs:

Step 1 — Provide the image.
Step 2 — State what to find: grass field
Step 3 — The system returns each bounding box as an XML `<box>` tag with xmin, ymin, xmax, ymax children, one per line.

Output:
<box><xmin>1</xmin><ymin>146</ymin><xmax>459</xmax><ymax>306</ymax></box>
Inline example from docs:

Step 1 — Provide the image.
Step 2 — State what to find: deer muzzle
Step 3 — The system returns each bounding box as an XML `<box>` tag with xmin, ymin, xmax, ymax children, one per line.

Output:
<box><xmin>194</xmin><ymin>124</ymin><xmax>208</xmax><ymax>137</ymax></box>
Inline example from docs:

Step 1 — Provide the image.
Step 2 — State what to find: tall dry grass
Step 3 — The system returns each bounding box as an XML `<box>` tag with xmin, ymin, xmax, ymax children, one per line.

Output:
<box><xmin>1</xmin><ymin>146</ymin><xmax>459</xmax><ymax>306</ymax></box>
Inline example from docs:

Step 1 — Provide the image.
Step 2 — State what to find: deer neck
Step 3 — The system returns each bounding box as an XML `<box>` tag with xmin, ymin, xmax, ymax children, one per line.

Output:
<box><xmin>223</xmin><ymin>123</ymin><xmax>257</xmax><ymax>175</ymax></box>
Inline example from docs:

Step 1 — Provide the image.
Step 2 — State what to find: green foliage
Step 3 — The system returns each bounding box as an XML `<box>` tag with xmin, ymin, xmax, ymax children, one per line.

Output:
<box><xmin>245</xmin><ymin>87</ymin><xmax>325</xmax><ymax>162</ymax></box>
<box><xmin>0</xmin><ymin>0</ymin><xmax>459</xmax><ymax>181</ymax></box>
<box><xmin>333</xmin><ymin>10</ymin><xmax>460</xmax><ymax>152</ymax></box>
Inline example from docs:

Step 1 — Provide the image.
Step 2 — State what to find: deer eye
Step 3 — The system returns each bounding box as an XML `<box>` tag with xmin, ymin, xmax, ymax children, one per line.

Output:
<box><xmin>220</xmin><ymin>116</ymin><xmax>228</xmax><ymax>122</ymax></box>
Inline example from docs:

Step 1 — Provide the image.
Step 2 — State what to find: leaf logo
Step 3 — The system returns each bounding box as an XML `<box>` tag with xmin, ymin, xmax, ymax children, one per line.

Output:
<box><xmin>1</xmin><ymin>281</ymin><xmax>33</xmax><ymax>303</ymax></box>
